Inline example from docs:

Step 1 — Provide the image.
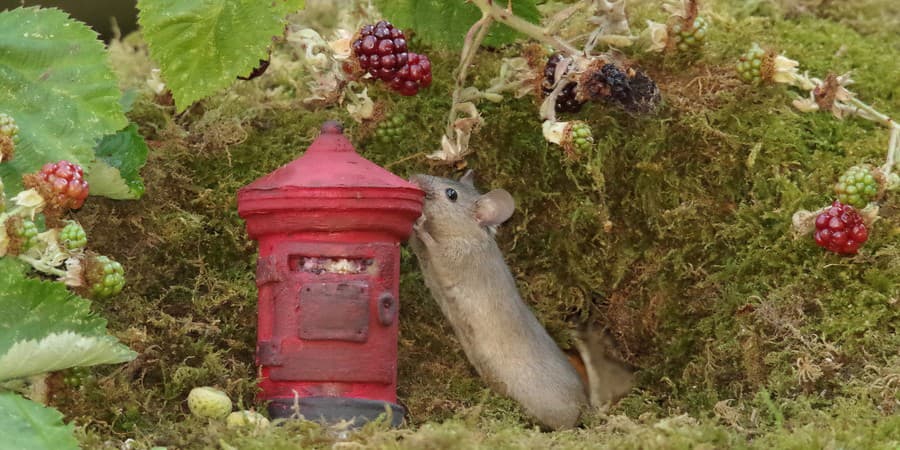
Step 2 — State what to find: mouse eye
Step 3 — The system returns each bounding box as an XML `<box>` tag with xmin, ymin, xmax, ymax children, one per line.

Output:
<box><xmin>445</xmin><ymin>188</ymin><xmax>458</xmax><ymax>202</ymax></box>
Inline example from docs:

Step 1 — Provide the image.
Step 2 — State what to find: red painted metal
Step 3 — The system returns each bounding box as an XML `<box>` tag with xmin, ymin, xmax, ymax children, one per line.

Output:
<box><xmin>237</xmin><ymin>121</ymin><xmax>423</xmax><ymax>420</ymax></box>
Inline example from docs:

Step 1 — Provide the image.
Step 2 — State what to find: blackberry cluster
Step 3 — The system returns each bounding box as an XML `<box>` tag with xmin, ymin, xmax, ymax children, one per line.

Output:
<box><xmin>375</xmin><ymin>113</ymin><xmax>407</xmax><ymax>144</ymax></box>
<box><xmin>569</xmin><ymin>122</ymin><xmax>594</xmax><ymax>156</ymax></box>
<box><xmin>542</xmin><ymin>53</ymin><xmax>584</xmax><ymax>114</ymax></box>
<box><xmin>736</xmin><ymin>43</ymin><xmax>765</xmax><ymax>84</ymax></box>
<box><xmin>814</xmin><ymin>200</ymin><xmax>868</xmax><ymax>255</ymax></box>
<box><xmin>352</xmin><ymin>21</ymin><xmax>432</xmax><ymax>96</ymax></box>
<box><xmin>85</xmin><ymin>254</ymin><xmax>126</xmax><ymax>298</ymax></box>
<box><xmin>671</xmin><ymin>16</ymin><xmax>708</xmax><ymax>51</ymax></box>
<box><xmin>6</xmin><ymin>217</ymin><xmax>40</xmax><ymax>255</ymax></box>
<box><xmin>834</xmin><ymin>165</ymin><xmax>878</xmax><ymax>209</ymax></box>
<box><xmin>60</xmin><ymin>220</ymin><xmax>87</xmax><ymax>251</ymax></box>
<box><xmin>0</xmin><ymin>112</ymin><xmax>18</xmax><ymax>161</ymax></box>
<box><xmin>23</xmin><ymin>160</ymin><xmax>89</xmax><ymax>211</ymax></box>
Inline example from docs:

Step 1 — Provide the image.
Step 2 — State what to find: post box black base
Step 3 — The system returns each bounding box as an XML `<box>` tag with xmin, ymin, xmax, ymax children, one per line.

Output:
<box><xmin>267</xmin><ymin>396</ymin><xmax>405</xmax><ymax>428</ymax></box>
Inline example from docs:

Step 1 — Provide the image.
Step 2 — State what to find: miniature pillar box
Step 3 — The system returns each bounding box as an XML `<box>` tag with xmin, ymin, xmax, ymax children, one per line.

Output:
<box><xmin>237</xmin><ymin>121</ymin><xmax>423</xmax><ymax>426</ymax></box>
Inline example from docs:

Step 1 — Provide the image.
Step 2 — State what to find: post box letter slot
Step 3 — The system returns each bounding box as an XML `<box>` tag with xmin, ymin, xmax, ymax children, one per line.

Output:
<box><xmin>299</xmin><ymin>282</ymin><xmax>369</xmax><ymax>342</ymax></box>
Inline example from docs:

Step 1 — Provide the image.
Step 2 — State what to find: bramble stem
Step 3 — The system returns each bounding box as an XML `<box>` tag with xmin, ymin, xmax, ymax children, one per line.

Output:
<box><xmin>446</xmin><ymin>14</ymin><xmax>493</xmax><ymax>137</ymax></box>
<box><xmin>18</xmin><ymin>254</ymin><xmax>66</xmax><ymax>277</ymax></box>
<box><xmin>470</xmin><ymin>0</ymin><xmax>581</xmax><ymax>56</ymax></box>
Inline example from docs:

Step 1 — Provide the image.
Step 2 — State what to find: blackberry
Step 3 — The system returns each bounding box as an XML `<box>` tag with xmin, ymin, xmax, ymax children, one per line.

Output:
<box><xmin>388</xmin><ymin>52</ymin><xmax>432</xmax><ymax>96</ymax></box>
<box><xmin>375</xmin><ymin>113</ymin><xmax>407</xmax><ymax>144</ymax></box>
<box><xmin>0</xmin><ymin>113</ymin><xmax>19</xmax><ymax>142</ymax></box>
<box><xmin>5</xmin><ymin>217</ymin><xmax>39</xmax><ymax>255</ymax></box>
<box><xmin>671</xmin><ymin>16</ymin><xmax>708</xmax><ymax>51</ymax></box>
<box><xmin>569</xmin><ymin>121</ymin><xmax>594</xmax><ymax>157</ymax></box>
<box><xmin>352</xmin><ymin>21</ymin><xmax>409</xmax><ymax>82</ymax></box>
<box><xmin>582</xmin><ymin>63</ymin><xmax>660</xmax><ymax>113</ymax></box>
<box><xmin>60</xmin><ymin>220</ymin><xmax>87</xmax><ymax>251</ymax></box>
<box><xmin>814</xmin><ymin>200</ymin><xmax>868</xmax><ymax>255</ymax></box>
<box><xmin>84</xmin><ymin>254</ymin><xmax>126</xmax><ymax>298</ymax></box>
<box><xmin>23</xmin><ymin>160</ymin><xmax>89</xmax><ymax>211</ymax></box>
<box><xmin>736</xmin><ymin>43</ymin><xmax>765</xmax><ymax>84</ymax></box>
<box><xmin>542</xmin><ymin>53</ymin><xmax>584</xmax><ymax>114</ymax></box>
<box><xmin>834</xmin><ymin>165</ymin><xmax>878</xmax><ymax>209</ymax></box>
<box><xmin>0</xmin><ymin>113</ymin><xmax>18</xmax><ymax>162</ymax></box>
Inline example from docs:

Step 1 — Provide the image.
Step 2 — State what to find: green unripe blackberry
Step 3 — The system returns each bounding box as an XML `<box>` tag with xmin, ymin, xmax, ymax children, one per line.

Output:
<box><xmin>671</xmin><ymin>16</ymin><xmax>708</xmax><ymax>51</ymax></box>
<box><xmin>569</xmin><ymin>122</ymin><xmax>594</xmax><ymax>156</ymax></box>
<box><xmin>0</xmin><ymin>113</ymin><xmax>19</xmax><ymax>142</ymax></box>
<box><xmin>15</xmin><ymin>219</ymin><xmax>40</xmax><ymax>252</ymax></box>
<box><xmin>375</xmin><ymin>113</ymin><xmax>407</xmax><ymax>144</ymax></box>
<box><xmin>87</xmin><ymin>255</ymin><xmax>126</xmax><ymax>298</ymax></box>
<box><xmin>60</xmin><ymin>220</ymin><xmax>87</xmax><ymax>251</ymax></box>
<box><xmin>834</xmin><ymin>165</ymin><xmax>879</xmax><ymax>208</ymax></box>
<box><xmin>736</xmin><ymin>43</ymin><xmax>765</xmax><ymax>84</ymax></box>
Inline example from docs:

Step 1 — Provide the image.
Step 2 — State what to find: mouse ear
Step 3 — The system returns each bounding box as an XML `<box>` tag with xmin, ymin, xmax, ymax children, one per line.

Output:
<box><xmin>459</xmin><ymin>170</ymin><xmax>476</xmax><ymax>187</ymax></box>
<box><xmin>474</xmin><ymin>189</ymin><xmax>515</xmax><ymax>226</ymax></box>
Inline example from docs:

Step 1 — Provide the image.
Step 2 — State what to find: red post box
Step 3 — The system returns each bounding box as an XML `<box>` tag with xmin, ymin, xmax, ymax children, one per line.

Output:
<box><xmin>237</xmin><ymin>121</ymin><xmax>423</xmax><ymax>426</ymax></box>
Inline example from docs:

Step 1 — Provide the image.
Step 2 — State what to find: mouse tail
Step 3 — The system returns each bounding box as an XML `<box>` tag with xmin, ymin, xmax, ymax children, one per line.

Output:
<box><xmin>571</xmin><ymin>323</ymin><xmax>635</xmax><ymax>408</ymax></box>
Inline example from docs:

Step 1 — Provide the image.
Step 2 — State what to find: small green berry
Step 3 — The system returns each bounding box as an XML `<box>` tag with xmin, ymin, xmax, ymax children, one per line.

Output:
<box><xmin>0</xmin><ymin>113</ymin><xmax>19</xmax><ymax>142</ymax></box>
<box><xmin>671</xmin><ymin>16</ymin><xmax>708</xmax><ymax>51</ymax></box>
<box><xmin>835</xmin><ymin>165</ymin><xmax>879</xmax><ymax>208</ymax></box>
<box><xmin>737</xmin><ymin>43</ymin><xmax>766</xmax><ymax>84</ymax></box>
<box><xmin>60</xmin><ymin>220</ymin><xmax>88</xmax><ymax>251</ymax></box>
<box><xmin>566</xmin><ymin>122</ymin><xmax>594</xmax><ymax>157</ymax></box>
<box><xmin>188</xmin><ymin>386</ymin><xmax>233</xmax><ymax>419</ymax></box>
<box><xmin>88</xmin><ymin>255</ymin><xmax>125</xmax><ymax>298</ymax></box>
<box><xmin>375</xmin><ymin>114</ymin><xmax>407</xmax><ymax>145</ymax></box>
<box><xmin>16</xmin><ymin>219</ymin><xmax>39</xmax><ymax>252</ymax></box>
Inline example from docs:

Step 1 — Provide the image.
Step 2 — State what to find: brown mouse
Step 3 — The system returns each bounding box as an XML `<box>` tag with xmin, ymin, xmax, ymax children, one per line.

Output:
<box><xmin>408</xmin><ymin>171</ymin><xmax>632</xmax><ymax>430</ymax></box>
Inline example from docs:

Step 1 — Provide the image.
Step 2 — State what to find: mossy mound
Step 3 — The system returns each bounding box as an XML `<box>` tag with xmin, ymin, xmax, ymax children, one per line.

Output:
<box><xmin>55</xmin><ymin>0</ymin><xmax>900</xmax><ymax>448</ymax></box>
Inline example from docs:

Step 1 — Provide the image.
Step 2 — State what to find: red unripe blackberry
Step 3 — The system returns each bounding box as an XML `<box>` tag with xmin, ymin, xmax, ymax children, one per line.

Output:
<box><xmin>813</xmin><ymin>200</ymin><xmax>869</xmax><ymax>255</ymax></box>
<box><xmin>23</xmin><ymin>160</ymin><xmax>90</xmax><ymax>210</ymax></box>
<box><xmin>389</xmin><ymin>52</ymin><xmax>432</xmax><ymax>96</ymax></box>
<box><xmin>542</xmin><ymin>53</ymin><xmax>584</xmax><ymax>114</ymax></box>
<box><xmin>352</xmin><ymin>21</ymin><xmax>430</xmax><ymax>96</ymax></box>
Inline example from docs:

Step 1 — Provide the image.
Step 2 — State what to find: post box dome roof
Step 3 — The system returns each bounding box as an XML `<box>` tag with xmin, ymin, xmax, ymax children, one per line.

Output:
<box><xmin>240</xmin><ymin>121</ymin><xmax>417</xmax><ymax>192</ymax></box>
<box><xmin>237</xmin><ymin>121</ymin><xmax>424</xmax><ymax>240</ymax></box>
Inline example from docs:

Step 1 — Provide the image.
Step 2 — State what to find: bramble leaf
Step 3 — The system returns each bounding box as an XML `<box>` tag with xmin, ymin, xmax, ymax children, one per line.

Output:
<box><xmin>138</xmin><ymin>0</ymin><xmax>305</xmax><ymax>112</ymax></box>
<box><xmin>374</xmin><ymin>0</ymin><xmax>540</xmax><ymax>50</ymax></box>
<box><xmin>0</xmin><ymin>7</ymin><xmax>128</xmax><ymax>194</ymax></box>
<box><xmin>0</xmin><ymin>393</ymin><xmax>79</xmax><ymax>450</ymax></box>
<box><xmin>0</xmin><ymin>258</ymin><xmax>136</xmax><ymax>382</ymax></box>
<box><xmin>87</xmin><ymin>124</ymin><xmax>149</xmax><ymax>200</ymax></box>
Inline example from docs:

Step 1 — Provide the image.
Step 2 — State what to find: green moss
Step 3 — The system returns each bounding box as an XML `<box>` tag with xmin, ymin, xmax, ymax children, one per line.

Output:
<box><xmin>42</xmin><ymin>0</ymin><xmax>900</xmax><ymax>447</ymax></box>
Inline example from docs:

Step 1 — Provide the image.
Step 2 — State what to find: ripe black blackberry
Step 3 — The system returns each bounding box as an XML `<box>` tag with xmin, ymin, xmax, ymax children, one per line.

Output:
<box><xmin>542</xmin><ymin>53</ymin><xmax>584</xmax><ymax>114</ymax></box>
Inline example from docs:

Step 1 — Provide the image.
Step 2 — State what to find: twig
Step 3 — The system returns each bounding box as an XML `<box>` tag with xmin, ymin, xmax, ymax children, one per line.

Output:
<box><xmin>470</xmin><ymin>0</ymin><xmax>581</xmax><ymax>56</ymax></box>
<box><xmin>445</xmin><ymin>14</ymin><xmax>493</xmax><ymax>138</ymax></box>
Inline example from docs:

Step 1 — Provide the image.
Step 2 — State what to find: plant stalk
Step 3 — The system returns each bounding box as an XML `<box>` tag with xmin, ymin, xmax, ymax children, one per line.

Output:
<box><xmin>446</xmin><ymin>14</ymin><xmax>494</xmax><ymax>137</ymax></box>
<box><xmin>470</xmin><ymin>0</ymin><xmax>581</xmax><ymax>56</ymax></box>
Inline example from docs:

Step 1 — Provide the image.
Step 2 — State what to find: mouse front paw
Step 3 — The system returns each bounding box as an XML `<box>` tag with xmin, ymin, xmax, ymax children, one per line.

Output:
<box><xmin>412</xmin><ymin>215</ymin><xmax>437</xmax><ymax>248</ymax></box>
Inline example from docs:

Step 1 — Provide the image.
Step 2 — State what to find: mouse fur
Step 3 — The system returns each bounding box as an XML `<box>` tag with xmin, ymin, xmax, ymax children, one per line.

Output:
<box><xmin>408</xmin><ymin>172</ymin><xmax>592</xmax><ymax>430</ymax></box>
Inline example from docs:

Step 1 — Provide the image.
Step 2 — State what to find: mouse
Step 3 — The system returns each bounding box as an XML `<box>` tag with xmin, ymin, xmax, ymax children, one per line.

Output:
<box><xmin>408</xmin><ymin>171</ymin><xmax>633</xmax><ymax>430</ymax></box>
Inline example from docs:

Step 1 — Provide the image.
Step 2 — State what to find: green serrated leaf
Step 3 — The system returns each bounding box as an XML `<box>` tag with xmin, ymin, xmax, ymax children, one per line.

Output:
<box><xmin>374</xmin><ymin>0</ymin><xmax>540</xmax><ymax>50</ymax></box>
<box><xmin>0</xmin><ymin>393</ymin><xmax>79</xmax><ymax>450</ymax></box>
<box><xmin>0</xmin><ymin>258</ymin><xmax>136</xmax><ymax>382</ymax></box>
<box><xmin>0</xmin><ymin>7</ymin><xmax>128</xmax><ymax>195</ymax></box>
<box><xmin>87</xmin><ymin>124</ymin><xmax>149</xmax><ymax>200</ymax></box>
<box><xmin>138</xmin><ymin>0</ymin><xmax>305</xmax><ymax>112</ymax></box>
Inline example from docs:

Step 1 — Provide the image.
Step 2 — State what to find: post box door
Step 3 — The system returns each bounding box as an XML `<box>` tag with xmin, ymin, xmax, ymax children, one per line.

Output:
<box><xmin>260</xmin><ymin>242</ymin><xmax>400</xmax><ymax>384</ymax></box>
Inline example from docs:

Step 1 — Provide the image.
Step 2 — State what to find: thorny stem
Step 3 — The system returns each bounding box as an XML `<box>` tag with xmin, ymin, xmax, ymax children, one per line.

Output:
<box><xmin>470</xmin><ymin>0</ymin><xmax>581</xmax><ymax>56</ymax></box>
<box><xmin>445</xmin><ymin>14</ymin><xmax>493</xmax><ymax>137</ymax></box>
<box><xmin>843</xmin><ymin>97</ymin><xmax>900</xmax><ymax>176</ymax></box>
